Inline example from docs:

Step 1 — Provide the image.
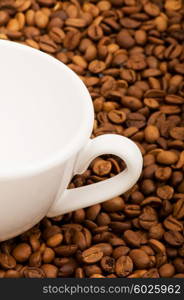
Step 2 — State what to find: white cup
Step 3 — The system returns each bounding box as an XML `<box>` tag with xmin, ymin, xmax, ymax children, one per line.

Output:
<box><xmin>0</xmin><ymin>40</ymin><xmax>143</xmax><ymax>241</ymax></box>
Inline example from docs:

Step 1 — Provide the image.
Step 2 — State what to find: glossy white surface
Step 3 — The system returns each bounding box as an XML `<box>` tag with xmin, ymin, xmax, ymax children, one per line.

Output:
<box><xmin>0</xmin><ymin>40</ymin><xmax>143</xmax><ymax>241</ymax></box>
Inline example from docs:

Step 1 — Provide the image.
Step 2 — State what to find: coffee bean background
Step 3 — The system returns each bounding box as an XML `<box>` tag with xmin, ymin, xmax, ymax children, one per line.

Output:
<box><xmin>0</xmin><ymin>0</ymin><xmax>184</xmax><ymax>278</ymax></box>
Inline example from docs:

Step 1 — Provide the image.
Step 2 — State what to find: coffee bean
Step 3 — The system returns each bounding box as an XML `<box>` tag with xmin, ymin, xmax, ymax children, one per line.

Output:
<box><xmin>108</xmin><ymin>110</ymin><xmax>126</xmax><ymax>124</ymax></box>
<box><xmin>92</xmin><ymin>159</ymin><xmax>112</xmax><ymax>176</ymax></box>
<box><xmin>116</xmin><ymin>29</ymin><xmax>135</xmax><ymax>49</ymax></box>
<box><xmin>46</xmin><ymin>233</ymin><xmax>63</xmax><ymax>248</ymax></box>
<box><xmin>35</xmin><ymin>10</ymin><xmax>49</xmax><ymax>28</ymax></box>
<box><xmin>0</xmin><ymin>11</ymin><xmax>9</xmax><ymax>26</ymax></box>
<box><xmin>96</xmin><ymin>213</ymin><xmax>111</xmax><ymax>226</ymax></box>
<box><xmin>142</xmin><ymin>268</ymin><xmax>160</xmax><ymax>278</ymax></box>
<box><xmin>0</xmin><ymin>254</ymin><xmax>16</xmax><ymax>269</ymax></box>
<box><xmin>144</xmin><ymin>125</ymin><xmax>160</xmax><ymax>143</ymax></box>
<box><xmin>139</xmin><ymin>206</ymin><xmax>158</xmax><ymax>230</ymax></box>
<box><xmin>123</xmin><ymin>230</ymin><xmax>141</xmax><ymax>247</ymax></box>
<box><xmin>157</xmin><ymin>151</ymin><xmax>179</xmax><ymax>165</ymax></box>
<box><xmin>54</xmin><ymin>245</ymin><xmax>78</xmax><ymax>256</ymax></box>
<box><xmin>173</xmin><ymin>258</ymin><xmax>184</xmax><ymax>273</ymax></box>
<box><xmin>82</xmin><ymin>246</ymin><xmax>103</xmax><ymax>264</ymax></box>
<box><xmin>4</xmin><ymin>270</ymin><xmax>21</xmax><ymax>278</ymax></box>
<box><xmin>115</xmin><ymin>256</ymin><xmax>133</xmax><ymax>277</ymax></box>
<box><xmin>89</xmin><ymin>60</ymin><xmax>106</xmax><ymax>73</ymax></box>
<box><xmin>93</xmin><ymin>243</ymin><xmax>113</xmax><ymax>256</ymax></box>
<box><xmin>159</xmin><ymin>263</ymin><xmax>175</xmax><ymax>278</ymax></box>
<box><xmin>22</xmin><ymin>267</ymin><xmax>46</xmax><ymax>278</ymax></box>
<box><xmin>41</xmin><ymin>264</ymin><xmax>58</xmax><ymax>278</ymax></box>
<box><xmin>100</xmin><ymin>256</ymin><xmax>115</xmax><ymax>273</ymax></box>
<box><xmin>102</xmin><ymin>197</ymin><xmax>125</xmax><ymax>212</ymax></box>
<box><xmin>12</xmin><ymin>243</ymin><xmax>31</xmax><ymax>263</ymax></box>
<box><xmin>29</xmin><ymin>251</ymin><xmax>42</xmax><ymax>267</ymax></box>
<box><xmin>173</xmin><ymin>199</ymin><xmax>184</xmax><ymax>219</ymax></box>
<box><xmin>124</xmin><ymin>204</ymin><xmax>141</xmax><ymax>217</ymax></box>
<box><xmin>144</xmin><ymin>2</ymin><xmax>160</xmax><ymax>17</ymax></box>
<box><xmin>129</xmin><ymin>249</ymin><xmax>150</xmax><ymax>269</ymax></box>
<box><xmin>86</xmin><ymin>204</ymin><xmax>101</xmax><ymax>220</ymax></box>
<box><xmin>164</xmin><ymin>231</ymin><xmax>184</xmax><ymax>246</ymax></box>
<box><xmin>73</xmin><ymin>209</ymin><xmax>85</xmax><ymax>224</ymax></box>
<box><xmin>42</xmin><ymin>247</ymin><xmax>55</xmax><ymax>264</ymax></box>
<box><xmin>155</xmin><ymin>167</ymin><xmax>172</xmax><ymax>181</ymax></box>
<box><xmin>149</xmin><ymin>239</ymin><xmax>166</xmax><ymax>254</ymax></box>
<box><xmin>163</xmin><ymin>215</ymin><xmax>183</xmax><ymax>232</ymax></box>
<box><xmin>64</xmin><ymin>30</ymin><xmax>81</xmax><ymax>50</ymax></box>
<box><xmin>149</xmin><ymin>223</ymin><xmax>165</xmax><ymax>240</ymax></box>
<box><xmin>112</xmin><ymin>246</ymin><xmax>130</xmax><ymax>259</ymax></box>
<box><xmin>156</xmin><ymin>185</ymin><xmax>174</xmax><ymax>200</ymax></box>
<box><xmin>84</xmin><ymin>264</ymin><xmax>102</xmax><ymax>277</ymax></box>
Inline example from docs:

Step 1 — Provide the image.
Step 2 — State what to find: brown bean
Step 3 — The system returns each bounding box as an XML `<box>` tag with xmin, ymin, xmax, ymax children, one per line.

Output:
<box><xmin>115</xmin><ymin>256</ymin><xmax>133</xmax><ymax>277</ymax></box>
<box><xmin>12</xmin><ymin>243</ymin><xmax>32</xmax><ymax>263</ymax></box>
<box><xmin>82</xmin><ymin>246</ymin><xmax>103</xmax><ymax>264</ymax></box>
<box><xmin>129</xmin><ymin>249</ymin><xmax>150</xmax><ymax>269</ymax></box>
<box><xmin>102</xmin><ymin>197</ymin><xmax>125</xmax><ymax>212</ymax></box>
<box><xmin>41</xmin><ymin>264</ymin><xmax>58</xmax><ymax>278</ymax></box>
<box><xmin>0</xmin><ymin>254</ymin><xmax>16</xmax><ymax>269</ymax></box>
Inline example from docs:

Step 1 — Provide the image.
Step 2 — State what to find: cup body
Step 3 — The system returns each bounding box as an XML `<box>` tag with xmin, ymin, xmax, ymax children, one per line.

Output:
<box><xmin>0</xmin><ymin>40</ymin><xmax>143</xmax><ymax>242</ymax></box>
<box><xmin>0</xmin><ymin>40</ymin><xmax>93</xmax><ymax>241</ymax></box>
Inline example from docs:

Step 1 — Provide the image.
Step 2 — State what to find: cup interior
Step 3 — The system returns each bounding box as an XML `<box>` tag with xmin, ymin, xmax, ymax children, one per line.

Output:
<box><xmin>0</xmin><ymin>41</ymin><xmax>93</xmax><ymax>175</ymax></box>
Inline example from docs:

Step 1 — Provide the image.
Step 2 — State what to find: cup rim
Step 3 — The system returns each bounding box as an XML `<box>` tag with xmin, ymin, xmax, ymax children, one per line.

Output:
<box><xmin>0</xmin><ymin>40</ymin><xmax>94</xmax><ymax>179</ymax></box>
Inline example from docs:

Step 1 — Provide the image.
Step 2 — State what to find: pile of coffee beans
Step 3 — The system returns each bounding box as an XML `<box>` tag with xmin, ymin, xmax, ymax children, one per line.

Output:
<box><xmin>0</xmin><ymin>0</ymin><xmax>184</xmax><ymax>278</ymax></box>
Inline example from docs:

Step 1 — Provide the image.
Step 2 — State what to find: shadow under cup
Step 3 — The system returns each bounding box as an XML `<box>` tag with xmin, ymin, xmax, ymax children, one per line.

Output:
<box><xmin>0</xmin><ymin>40</ymin><xmax>93</xmax><ymax>175</ymax></box>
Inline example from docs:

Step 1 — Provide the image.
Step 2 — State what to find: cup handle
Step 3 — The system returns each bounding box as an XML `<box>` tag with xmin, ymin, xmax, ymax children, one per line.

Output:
<box><xmin>47</xmin><ymin>134</ymin><xmax>143</xmax><ymax>217</ymax></box>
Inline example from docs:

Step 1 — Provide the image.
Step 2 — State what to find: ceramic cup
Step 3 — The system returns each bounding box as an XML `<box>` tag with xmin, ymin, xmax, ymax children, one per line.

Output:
<box><xmin>0</xmin><ymin>40</ymin><xmax>143</xmax><ymax>241</ymax></box>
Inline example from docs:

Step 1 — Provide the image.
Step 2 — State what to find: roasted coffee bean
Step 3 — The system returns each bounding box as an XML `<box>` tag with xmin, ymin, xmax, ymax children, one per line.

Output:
<box><xmin>0</xmin><ymin>254</ymin><xmax>16</xmax><ymax>270</ymax></box>
<box><xmin>173</xmin><ymin>258</ymin><xmax>184</xmax><ymax>273</ymax></box>
<box><xmin>84</xmin><ymin>264</ymin><xmax>102</xmax><ymax>277</ymax></box>
<box><xmin>142</xmin><ymin>268</ymin><xmax>160</xmax><ymax>278</ymax></box>
<box><xmin>173</xmin><ymin>199</ymin><xmax>184</xmax><ymax>219</ymax></box>
<box><xmin>163</xmin><ymin>216</ymin><xmax>183</xmax><ymax>232</ymax></box>
<box><xmin>149</xmin><ymin>239</ymin><xmax>166</xmax><ymax>254</ymax></box>
<box><xmin>22</xmin><ymin>267</ymin><xmax>46</xmax><ymax>278</ymax></box>
<box><xmin>82</xmin><ymin>246</ymin><xmax>103</xmax><ymax>264</ymax></box>
<box><xmin>40</xmin><ymin>264</ymin><xmax>58</xmax><ymax>278</ymax></box>
<box><xmin>96</xmin><ymin>213</ymin><xmax>111</xmax><ymax>226</ymax></box>
<box><xmin>92</xmin><ymin>159</ymin><xmax>112</xmax><ymax>176</ymax></box>
<box><xmin>164</xmin><ymin>231</ymin><xmax>184</xmax><ymax>246</ymax></box>
<box><xmin>157</xmin><ymin>151</ymin><xmax>179</xmax><ymax>165</ymax></box>
<box><xmin>46</xmin><ymin>233</ymin><xmax>63</xmax><ymax>248</ymax></box>
<box><xmin>156</xmin><ymin>185</ymin><xmax>174</xmax><ymax>200</ymax></box>
<box><xmin>29</xmin><ymin>251</ymin><xmax>42</xmax><ymax>267</ymax></box>
<box><xmin>86</xmin><ymin>204</ymin><xmax>101</xmax><ymax>220</ymax></box>
<box><xmin>115</xmin><ymin>256</ymin><xmax>133</xmax><ymax>277</ymax></box>
<box><xmin>54</xmin><ymin>245</ymin><xmax>78</xmax><ymax>257</ymax></box>
<box><xmin>42</xmin><ymin>247</ymin><xmax>55</xmax><ymax>264</ymax></box>
<box><xmin>159</xmin><ymin>263</ymin><xmax>175</xmax><ymax>278</ymax></box>
<box><xmin>149</xmin><ymin>223</ymin><xmax>165</xmax><ymax>240</ymax></box>
<box><xmin>100</xmin><ymin>256</ymin><xmax>115</xmax><ymax>273</ymax></box>
<box><xmin>129</xmin><ymin>249</ymin><xmax>150</xmax><ymax>269</ymax></box>
<box><xmin>102</xmin><ymin>197</ymin><xmax>125</xmax><ymax>212</ymax></box>
<box><xmin>112</xmin><ymin>246</ymin><xmax>130</xmax><ymax>259</ymax></box>
<box><xmin>93</xmin><ymin>243</ymin><xmax>113</xmax><ymax>256</ymax></box>
<box><xmin>4</xmin><ymin>270</ymin><xmax>21</xmax><ymax>278</ymax></box>
<box><xmin>12</xmin><ymin>243</ymin><xmax>31</xmax><ymax>263</ymax></box>
<box><xmin>123</xmin><ymin>230</ymin><xmax>141</xmax><ymax>248</ymax></box>
<box><xmin>139</xmin><ymin>206</ymin><xmax>158</xmax><ymax>230</ymax></box>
